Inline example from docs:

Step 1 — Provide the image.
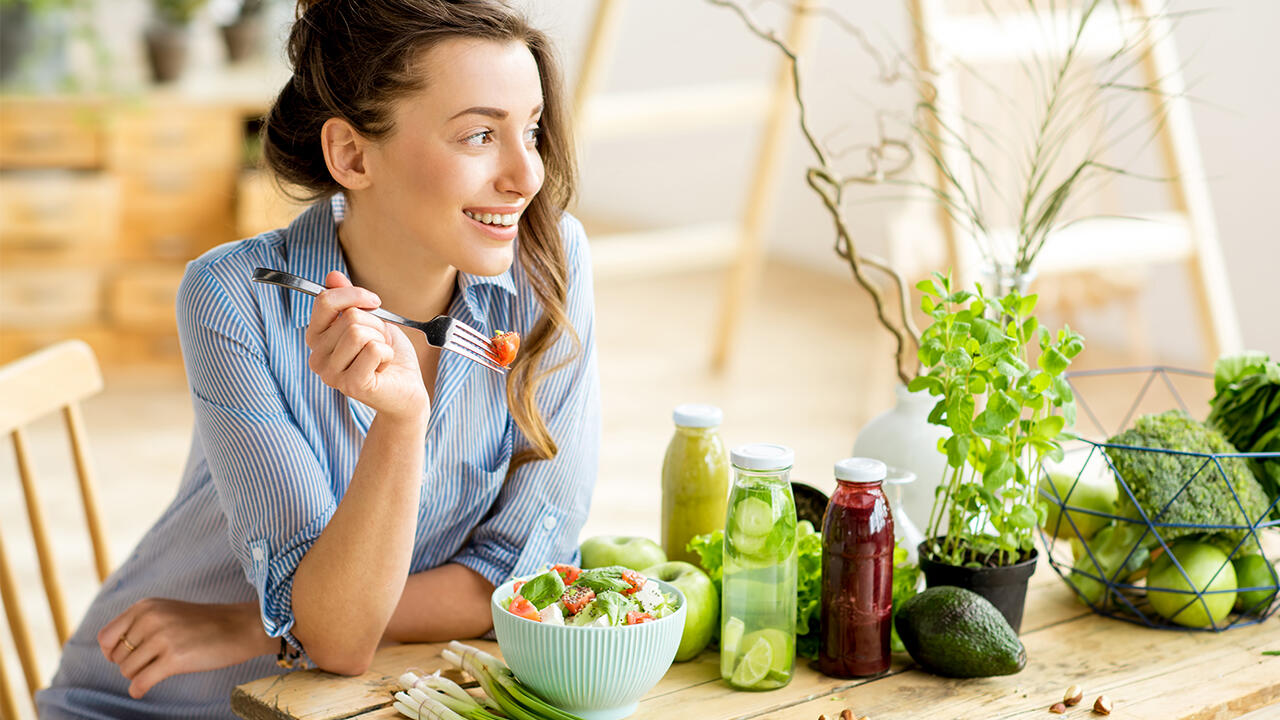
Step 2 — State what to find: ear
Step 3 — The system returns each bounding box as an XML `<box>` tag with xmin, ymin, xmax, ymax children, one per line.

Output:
<box><xmin>320</xmin><ymin>118</ymin><xmax>372</xmax><ymax>191</ymax></box>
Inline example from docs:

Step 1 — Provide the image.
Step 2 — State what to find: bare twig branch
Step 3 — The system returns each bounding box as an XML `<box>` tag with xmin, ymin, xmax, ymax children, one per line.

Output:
<box><xmin>707</xmin><ymin>0</ymin><xmax>923</xmax><ymax>384</ymax></box>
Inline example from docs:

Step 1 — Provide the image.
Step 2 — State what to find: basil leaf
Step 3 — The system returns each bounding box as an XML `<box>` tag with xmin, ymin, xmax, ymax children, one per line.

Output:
<box><xmin>520</xmin><ymin>570</ymin><xmax>565</xmax><ymax>610</ymax></box>
<box><xmin>576</xmin><ymin>568</ymin><xmax>631</xmax><ymax>594</ymax></box>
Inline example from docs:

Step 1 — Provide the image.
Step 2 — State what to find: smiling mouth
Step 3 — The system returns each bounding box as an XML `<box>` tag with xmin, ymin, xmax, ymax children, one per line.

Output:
<box><xmin>464</xmin><ymin>209</ymin><xmax>520</xmax><ymax>227</ymax></box>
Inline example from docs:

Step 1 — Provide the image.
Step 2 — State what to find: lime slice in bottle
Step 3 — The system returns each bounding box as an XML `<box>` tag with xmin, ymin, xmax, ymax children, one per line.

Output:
<box><xmin>721</xmin><ymin>616</ymin><xmax>745</xmax><ymax>657</ymax></box>
<box><xmin>733</xmin><ymin>496</ymin><xmax>775</xmax><ymax>537</ymax></box>
<box><xmin>730</xmin><ymin>636</ymin><xmax>773</xmax><ymax>688</ymax></box>
<box><xmin>742</xmin><ymin>628</ymin><xmax>793</xmax><ymax>677</ymax></box>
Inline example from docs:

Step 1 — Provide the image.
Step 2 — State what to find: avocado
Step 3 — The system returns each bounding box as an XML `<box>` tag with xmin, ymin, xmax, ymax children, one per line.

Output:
<box><xmin>894</xmin><ymin>586</ymin><xmax>1027</xmax><ymax>678</ymax></box>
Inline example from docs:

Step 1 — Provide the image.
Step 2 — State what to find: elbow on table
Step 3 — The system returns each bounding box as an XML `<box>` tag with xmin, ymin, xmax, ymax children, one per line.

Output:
<box><xmin>305</xmin><ymin>640</ymin><xmax>376</xmax><ymax>676</ymax></box>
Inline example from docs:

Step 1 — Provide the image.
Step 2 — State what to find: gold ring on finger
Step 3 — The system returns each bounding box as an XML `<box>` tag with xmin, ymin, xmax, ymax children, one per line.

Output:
<box><xmin>121</xmin><ymin>636</ymin><xmax>137</xmax><ymax>652</ymax></box>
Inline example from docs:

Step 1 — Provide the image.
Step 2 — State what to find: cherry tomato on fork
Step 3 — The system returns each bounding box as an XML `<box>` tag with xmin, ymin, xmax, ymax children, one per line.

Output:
<box><xmin>492</xmin><ymin>331</ymin><xmax>520</xmax><ymax>367</ymax></box>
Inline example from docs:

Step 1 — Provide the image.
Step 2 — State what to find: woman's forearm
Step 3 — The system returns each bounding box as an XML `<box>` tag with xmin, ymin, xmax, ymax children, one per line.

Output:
<box><xmin>290</xmin><ymin>410</ymin><xmax>428</xmax><ymax>674</ymax></box>
<box><xmin>383</xmin><ymin>563</ymin><xmax>495</xmax><ymax>643</ymax></box>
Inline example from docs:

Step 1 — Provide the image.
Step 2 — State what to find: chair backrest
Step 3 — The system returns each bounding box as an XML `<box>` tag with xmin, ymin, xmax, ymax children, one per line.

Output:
<box><xmin>0</xmin><ymin>340</ymin><xmax>110</xmax><ymax>718</ymax></box>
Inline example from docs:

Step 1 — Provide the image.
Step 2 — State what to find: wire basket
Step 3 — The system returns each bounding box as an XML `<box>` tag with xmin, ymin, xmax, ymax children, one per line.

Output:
<box><xmin>1037</xmin><ymin>367</ymin><xmax>1280</xmax><ymax>631</ymax></box>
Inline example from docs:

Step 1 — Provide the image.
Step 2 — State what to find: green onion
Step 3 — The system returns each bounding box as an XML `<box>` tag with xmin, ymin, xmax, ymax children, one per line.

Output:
<box><xmin>393</xmin><ymin>689</ymin><xmax>468</xmax><ymax>720</ymax></box>
<box><xmin>397</xmin><ymin>672</ymin><xmax>506</xmax><ymax>720</ymax></box>
<box><xmin>444</xmin><ymin>641</ymin><xmax>588</xmax><ymax>720</ymax></box>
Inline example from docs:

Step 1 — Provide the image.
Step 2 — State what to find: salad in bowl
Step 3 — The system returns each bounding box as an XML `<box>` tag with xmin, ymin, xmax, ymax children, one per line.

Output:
<box><xmin>491</xmin><ymin>565</ymin><xmax>686</xmax><ymax>719</ymax></box>
<box><xmin>500</xmin><ymin>564</ymin><xmax>679</xmax><ymax>627</ymax></box>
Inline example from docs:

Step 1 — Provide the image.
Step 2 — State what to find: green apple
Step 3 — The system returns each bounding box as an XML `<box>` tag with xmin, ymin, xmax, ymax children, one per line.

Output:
<box><xmin>1233</xmin><ymin>554</ymin><xmax>1278</xmax><ymax>614</ymax></box>
<box><xmin>644</xmin><ymin>561</ymin><xmax>718</xmax><ymax>661</ymax></box>
<box><xmin>1147</xmin><ymin>541</ymin><xmax>1237</xmax><ymax>628</ymax></box>
<box><xmin>1038</xmin><ymin>465</ymin><xmax>1117</xmax><ymax>541</ymax></box>
<box><xmin>579</xmin><ymin>535</ymin><xmax>667</xmax><ymax>571</ymax></box>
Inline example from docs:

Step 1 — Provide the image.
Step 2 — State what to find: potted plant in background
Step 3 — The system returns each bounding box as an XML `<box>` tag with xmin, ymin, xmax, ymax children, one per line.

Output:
<box><xmin>145</xmin><ymin>0</ymin><xmax>207</xmax><ymax>83</ymax></box>
<box><xmin>0</xmin><ymin>0</ymin><xmax>82</xmax><ymax>88</ymax></box>
<box><xmin>908</xmin><ymin>272</ymin><xmax>1084</xmax><ymax>632</ymax></box>
<box><xmin>220</xmin><ymin>0</ymin><xmax>265</xmax><ymax>63</ymax></box>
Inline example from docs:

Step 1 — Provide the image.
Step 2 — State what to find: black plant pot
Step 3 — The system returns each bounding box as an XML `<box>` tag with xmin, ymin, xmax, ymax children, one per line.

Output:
<box><xmin>220</xmin><ymin>16</ymin><xmax>262</xmax><ymax>63</ymax></box>
<box><xmin>145</xmin><ymin>24</ymin><xmax>190</xmax><ymax>84</ymax></box>
<box><xmin>0</xmin><ymin>6</ymin><xmax>32</xmax><ymax>82</ymax></box>
<box><xmin>918</xmin><ymin>541</ymin><xmax>1038</xmax><ymax>633</ymax></box>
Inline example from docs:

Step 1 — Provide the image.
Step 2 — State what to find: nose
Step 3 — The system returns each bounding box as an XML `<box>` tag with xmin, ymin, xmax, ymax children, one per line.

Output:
<box><xmin>497</xmin><ymin>142</ymin><xmax>543</xmax><ymax>199</ymax></box>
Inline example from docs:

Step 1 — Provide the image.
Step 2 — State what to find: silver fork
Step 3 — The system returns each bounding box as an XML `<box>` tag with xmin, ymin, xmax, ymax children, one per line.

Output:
<box><xmin>251</xmin><ymin>268</ymin><xmax>507</xmax><ymax>374</ymax></box>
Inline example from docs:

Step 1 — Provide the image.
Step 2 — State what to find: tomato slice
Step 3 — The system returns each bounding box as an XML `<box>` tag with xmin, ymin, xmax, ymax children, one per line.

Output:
<box><xmin>620</xmin><ymin>569</ymin><xmax>646</xmax><ymax>595</ymax></box>
<box><xmin>560</xmin><ymin>586</ymin><xmax>596</xmax><ymax>615</ymax></box>
<box><xmin>508</xmin><ymin>596</ymin><xmax>541</xmax><ymax>622</ymax></box>
<box><xmin>513</xmin><ymin>580</ymin><xmax>526</xmax><ymax>594</ymax></box>
<box><xmin>491</xmin><ymin>331</ymin><xmax>520</xmax><ymax>367</ymax></box>
<box><xmin>625</xmin><ymin>611</ymin><xmax>654</xmax><ymax>625</ymax></box>
<box><xmin>553</xmin><ymin>564</ymin><xmax>581</xmax><ymax>585</ymax></box>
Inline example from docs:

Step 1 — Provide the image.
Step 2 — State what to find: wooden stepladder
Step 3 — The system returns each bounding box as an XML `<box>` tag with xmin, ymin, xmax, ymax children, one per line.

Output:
<box><xmin>571</xmin><ymin>0</ymin><xmax>821</xmax><ymax>370</ymax></box>
<box><xmin>908</xmin><ymin>0</ymin><xmax>1241</xmax><ymax>365</ymax></box>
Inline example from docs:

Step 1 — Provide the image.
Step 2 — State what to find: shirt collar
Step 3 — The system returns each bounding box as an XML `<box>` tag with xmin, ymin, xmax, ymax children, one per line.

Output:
<box><xmin>282</xmin><ymin>193</ymin><xmax>517</xmax><ymax>329</ymax></box>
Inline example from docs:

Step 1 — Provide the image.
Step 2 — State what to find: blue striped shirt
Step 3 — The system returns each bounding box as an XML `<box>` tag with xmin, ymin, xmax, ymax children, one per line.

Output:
<box><xmin>37</xmin><ymin>195</ymin><xmax>600</xmax><ymax>719</ymax></box>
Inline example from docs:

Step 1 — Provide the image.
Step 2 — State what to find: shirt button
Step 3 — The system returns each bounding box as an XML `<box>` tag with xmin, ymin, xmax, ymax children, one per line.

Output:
<box><xmin>541</xmin><ymin>515</ymin><xmax>558</xmax><ymax>531</ymax></box>
<box><xmin>252</xmin><ymin>547</ymin><xmax>265</xmax><ymax>562</ymax></box>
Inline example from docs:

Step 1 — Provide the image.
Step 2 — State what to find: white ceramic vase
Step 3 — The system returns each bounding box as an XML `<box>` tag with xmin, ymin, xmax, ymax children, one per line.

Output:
<box><xmin>853</xmin><ymin>385</ymin><xmax>950</xmax><ymax>541</ymax></box>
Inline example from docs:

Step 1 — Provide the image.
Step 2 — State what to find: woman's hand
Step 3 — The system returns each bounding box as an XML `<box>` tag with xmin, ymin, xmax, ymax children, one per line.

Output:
<box><xmin>305</xmin><ymin>271</ymin><xmax>428</xmax><ymax>424</ymax></box>
<box><xmin>97</xmin><ymin>598</ymin><xmax>276</xmax><ymax>699</ymax></box>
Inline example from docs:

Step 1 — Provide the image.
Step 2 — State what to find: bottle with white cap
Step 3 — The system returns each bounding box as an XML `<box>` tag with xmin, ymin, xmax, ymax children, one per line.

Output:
<box><xmin>720</xmin><ymin>443</ymin><xmax>798</xmax><ymax>691</ymax></box>
<box><xmin>661</xmin><ymin>403</ymin><xmax>730</xmax><ymax>565</ymax></box>
<box><xmin>818</xmin><ymin>457</ymin><xmax>894</xmax><ymax>678</ymax></box>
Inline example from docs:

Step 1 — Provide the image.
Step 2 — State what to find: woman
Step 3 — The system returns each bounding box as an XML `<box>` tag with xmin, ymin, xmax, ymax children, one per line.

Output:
<box><xmin>37</xmin><ymin>1</ymin><xmax>598</xmax><ymax>716</ymax></box>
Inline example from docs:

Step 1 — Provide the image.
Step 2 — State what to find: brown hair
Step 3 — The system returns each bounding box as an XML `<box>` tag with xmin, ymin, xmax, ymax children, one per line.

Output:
<box><xmin>264</xmin><ymin>0</ymin><xmax>580</xmax><ymax>475</ymax></box>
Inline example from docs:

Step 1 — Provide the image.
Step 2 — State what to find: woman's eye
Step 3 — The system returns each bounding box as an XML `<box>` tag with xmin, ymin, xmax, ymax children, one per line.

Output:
<box><xmin>525</xmin><ymin>125</ymin><xmax>541</xmax><ymax>145</ymax></box>
<box><xmin>463</xmin><ymin>130</ymin><xmax>492</xmax><ymax>146</ymax></box>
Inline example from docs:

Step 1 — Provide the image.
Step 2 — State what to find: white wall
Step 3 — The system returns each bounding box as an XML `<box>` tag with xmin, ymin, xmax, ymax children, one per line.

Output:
<box><xmin>60</xmin><ymin>0</ymin><xmax>1278</xmax><ymax>360</ymax></box>
<box><xmin>533</xmin><ymin>0</ymin><xmax>1279</xmax><ymax>362</ymax></box>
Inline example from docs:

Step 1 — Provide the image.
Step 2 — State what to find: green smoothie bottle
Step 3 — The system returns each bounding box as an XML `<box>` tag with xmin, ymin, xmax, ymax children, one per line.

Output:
<box><xmin>720</xmin><ymin>443</ymin><xmax>798</xmax><ymax>691</ymax></box>
<box><xmin>661</xmin><ymin>404</ymin><xmax>730</xmax><ymax>564</ymax></box>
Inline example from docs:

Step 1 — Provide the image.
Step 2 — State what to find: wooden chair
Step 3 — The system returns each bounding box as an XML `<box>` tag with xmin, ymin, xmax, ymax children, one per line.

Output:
<box><xmin>0</xmin><ymin>340</ymin><xmax>111</xmax><ymax>718</ymax></box>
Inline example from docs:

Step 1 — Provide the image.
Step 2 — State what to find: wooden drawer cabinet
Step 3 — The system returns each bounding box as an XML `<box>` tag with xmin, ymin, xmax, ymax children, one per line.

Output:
<box><xmin>1</xmin><ymin>94</ymin><xmax>255</xmax><ymax>372</ymax></box>
<box><xmin>108</xmin><ymin>104</ymin><xmax>240</xmax><ymax>169</ymax></box>
<box><xmin>237</xmin><ymin>169</ymin><xmax>309</xmax><ymax>238</ymax></box>
<box><xmin>0</xmin><ymin>268</ymin><xmax>102</xmax><ymax>328</ymax></box>
<box><xmin>0</xmin><ymin>173</ymin><xmax>119</xmax><ymax>264</ymax></box>
<box><xmin>0</xmin><ymin>99</ymin><xmax>105</xmax><ymax>169</ymax></box>
<box><xmin>108</xmin><ymin>268</ymin><xmax>183</xmax><ymax>330</ymax></box>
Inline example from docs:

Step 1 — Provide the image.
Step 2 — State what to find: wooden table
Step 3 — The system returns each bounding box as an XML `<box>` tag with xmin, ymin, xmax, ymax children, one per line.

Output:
<box><xmin>233</xmin><ymin>549</ymin><xmax>1280</xmax><ymax>720</ymax></box>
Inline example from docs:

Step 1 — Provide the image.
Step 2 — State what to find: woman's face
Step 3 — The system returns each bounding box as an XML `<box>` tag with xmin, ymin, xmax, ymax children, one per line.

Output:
<box><xmin>364</xmin><ymin>37</ymin><xmax>545</xmax><ymax>277</ymax></box>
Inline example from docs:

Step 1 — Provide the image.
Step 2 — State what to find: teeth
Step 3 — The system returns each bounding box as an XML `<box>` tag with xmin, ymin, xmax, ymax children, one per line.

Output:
<box><xmin>465</xmin><ymin>210</ymin><xmax>519</xmax><ymax>227</ymax></box>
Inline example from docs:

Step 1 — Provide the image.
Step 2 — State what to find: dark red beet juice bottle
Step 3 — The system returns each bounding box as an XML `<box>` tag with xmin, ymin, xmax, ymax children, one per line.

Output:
<box><xmin>818</xmin><ymin>457</ymin><xmax>893</xmax><ymax>678</ymax></box>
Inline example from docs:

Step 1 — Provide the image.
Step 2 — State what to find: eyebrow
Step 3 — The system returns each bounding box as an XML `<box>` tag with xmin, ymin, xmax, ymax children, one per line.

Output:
<box><xmin>449</xmin><ymin>103</ymin><xmax>544</xmax><ymax>121</ymax></box>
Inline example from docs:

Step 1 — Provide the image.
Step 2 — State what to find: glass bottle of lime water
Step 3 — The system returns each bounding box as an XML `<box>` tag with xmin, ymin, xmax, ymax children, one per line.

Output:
<box><xmin>720</xmin><ymin>443</ymin><xmax>798</xmax><ymax>691</ymax></box>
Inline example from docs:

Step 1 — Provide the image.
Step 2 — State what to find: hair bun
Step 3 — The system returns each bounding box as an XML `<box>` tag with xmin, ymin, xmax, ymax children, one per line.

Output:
<box><xmin>296</xmin><ymin>0</ymin><xmax>325</xmax><ymax>14</ymax></box>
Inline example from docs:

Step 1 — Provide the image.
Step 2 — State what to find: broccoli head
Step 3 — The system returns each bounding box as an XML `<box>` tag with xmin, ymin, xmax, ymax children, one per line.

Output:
<box><xmin>1105</xmin><ymin>410</ymin><xmax>1270</xmax><ymax>546</ymax></box>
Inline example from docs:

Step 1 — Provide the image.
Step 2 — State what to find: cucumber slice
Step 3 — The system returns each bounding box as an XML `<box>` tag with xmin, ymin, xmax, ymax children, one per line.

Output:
<box><xmin>729</xmin><ymin>526</ymin><xmax>766</xmax><ymax>555</ymax></box>
<box><xmin>733</xmin><ymin>496</ymin><xmax>775</xmax><ymax>537</ymax></box>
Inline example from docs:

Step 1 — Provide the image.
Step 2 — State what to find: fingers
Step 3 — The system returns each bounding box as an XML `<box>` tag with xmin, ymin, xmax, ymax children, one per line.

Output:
<box><xmin>303</xmin><ymin>271</ymin><xmax>381</xmax><ymax>346</ymax></box>
<box><xmin>97</xmin><ymin>600</ymin><xmax>145</xmax><ymax>663</ymax></box>
<box><xmin>129</xmin><ymin>657</ymin><xmax>174</xmax><ymax>699</ymax></box>
<box><xmin>309</xmin><ymin>317</ymin><xmax>394</xmax><ymax>388</ymax></box>
<box><xmin>117</xmin><ymin>631</ymin><xmax>163</xmax><ymax>683</ymax></box>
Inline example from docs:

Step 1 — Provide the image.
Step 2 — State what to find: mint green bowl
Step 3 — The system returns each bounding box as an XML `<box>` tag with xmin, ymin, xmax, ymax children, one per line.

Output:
<box><xmin>490</xmin><ymin>578</ymin><xmax>686</xmax><ymax>720</ymax></box>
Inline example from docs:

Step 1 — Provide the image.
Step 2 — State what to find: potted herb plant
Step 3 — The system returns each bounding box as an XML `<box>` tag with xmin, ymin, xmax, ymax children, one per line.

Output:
<box><xmin>145</xmin><ymin>0</ymin><xmax>207</xmax><ymax>84</ymax></box>
<box><xmin>908</xmin><ymin>272</ymin><xmax>1084</xmax><ymax>633</ymax></box>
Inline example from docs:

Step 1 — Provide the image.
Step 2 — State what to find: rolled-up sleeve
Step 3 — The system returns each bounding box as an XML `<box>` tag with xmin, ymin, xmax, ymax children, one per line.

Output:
<box><xmin>177</xmin><ymin>261</ymin><xmax>335</xmax><ymax>652</ymax></box>
<box><xmin>452</xmin><ymin>217</ymin><xmax>600</xmax><ymax>587</ymax></box>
